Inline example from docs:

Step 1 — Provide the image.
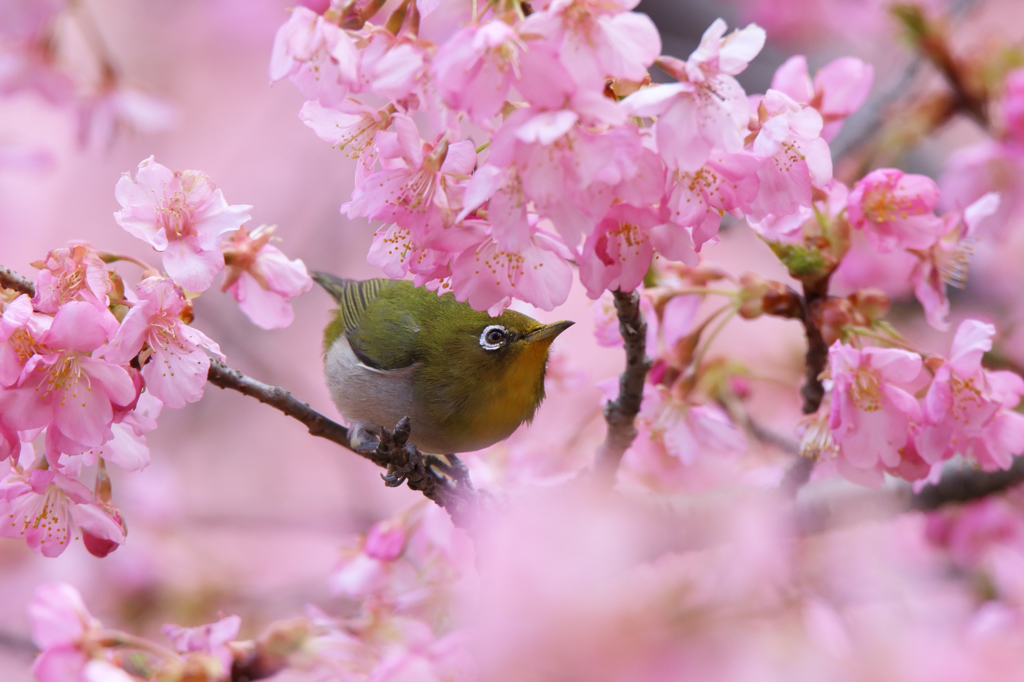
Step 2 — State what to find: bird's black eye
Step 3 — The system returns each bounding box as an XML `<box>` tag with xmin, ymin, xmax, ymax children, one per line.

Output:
<box><xmin>480</xmin><ymin>324</ymin><xmax>508</xmax><ymax>351</ymax></box>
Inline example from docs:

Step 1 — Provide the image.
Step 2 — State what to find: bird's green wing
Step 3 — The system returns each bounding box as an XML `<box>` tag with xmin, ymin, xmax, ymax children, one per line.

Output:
<box><xmin>313</xmin><ymin>273</ymin><xmax>419</xmax><ymax>371</ymax></box>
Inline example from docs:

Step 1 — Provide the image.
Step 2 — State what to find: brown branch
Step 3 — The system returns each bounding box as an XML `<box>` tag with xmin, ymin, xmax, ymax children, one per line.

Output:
<box><xmin>0</xmin><ymin>265</ymin><xmax>35</xmax><ymax>296</ymax></box>
<box><xmin>910</xmin><ymin>456</ymin><xmax>1024</xmax><ymax>511</ymax></box>
<box><xmin>778</xmin><ymin>276</ymin><xmax>833</xmax><ymax>497</ymax></box>
<box><xmin>206</xmin><ymin>360</ymin><xmax>480</xmax><ymax>528</ymax></box>
<box><xmin>594</xmin><ymin>289</ymin><xmax>652</xmax><ymax>482</ymax></box>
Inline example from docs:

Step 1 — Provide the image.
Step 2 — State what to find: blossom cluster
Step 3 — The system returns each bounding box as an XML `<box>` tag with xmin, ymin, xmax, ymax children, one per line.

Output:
<box><xmin>0</xmin><ymin>157</ymin><xmax>311</xmax><ymax>557</ymax></box>
<box><xmin>273</xmin><ymin>2</ymin><xmax>874</xmax><ymax>313</ymax></box>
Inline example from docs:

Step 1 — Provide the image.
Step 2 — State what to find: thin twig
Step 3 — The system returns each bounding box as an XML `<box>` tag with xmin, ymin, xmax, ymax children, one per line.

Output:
<box><xmin>594</xmin><ymin>289</ymin><xmax>651</xmax><ymax>482</ymax></box>
<box><xmin>797</xmin><ymin>456</ymin><xmax>1024</xmax><ymax>535</ymax></box>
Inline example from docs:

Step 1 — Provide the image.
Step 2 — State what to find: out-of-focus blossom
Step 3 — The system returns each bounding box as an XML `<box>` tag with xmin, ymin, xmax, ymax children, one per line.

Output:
<box><xmin>618</xmin><ymin>384</ymin><xmax>746</xmax><ymax>493</ymax></box>
<box><xmin>0</xmin><ymin>142</ymin><xmax>55</xmax><ymax>173</ymax></box>
<box><xmin>221</xmin><ymin>224</ymin><xmax>312</xmax><ymax>329</ymax></box>
<box><xmin>827</xmin><ymin>342</ymin><xmax>922</xmax><ymax>481</ymax></box>
<box><xmin>104</xmin><ymin>277</ymin><xmax>223</xmax><ymax>409</ymax></box>
<box><xmin>916</xmin><ymin>320</ymin><xmax>1024</xmax><ymax>471</ymax></box>
<box><xmin>76</xmin><ymin>85</ymin><xmax>176</xmax><ymax>151</ymax></box>
<box><xmin>31</xmin><ymin>244</ymin><xmax>111</xmax><ymax>314</ymax></box>
<box><xmin>162</xmin><ymin>615</ymin><xmax>241</xmax><ymax>674</ymax></box>
<box><xmin>0</xmin><ymin>0</ymin><xmax>64</xmax><ymax>42</ymax></box>
<box><xmin>29</xmin><ymin>582</ymin><xmax>102</xmax><ymax>681</ymax></box>
<box><xmin>0</xmin><ymin>469</ymin><xmax>124</xmax><ymax>557</ymax></box>
<box><xmin>0</xmin><ymin>301</ymin><xmax>133</xmax><ymax>452</ymax></box>
<box><xmin>770</xmin><ymin>55</ymin><xmax>873</xmax><ymax>140</ymax></box>
<box><xmin>940</xmin><ymin>140</ymin><xmax>1024</xmax><ymax>240</ymax></box>
<box><xmin>331</xmin><ymin>503</ymin><xmax>474</xmax><ymax>618</ymax></box>
<box><xmin>114</xmin><ymin>156</ymin><xmax>252</xmax><ymax>292</ymax></box>
<box><xmin>747</xmin><ymin>89</ymin><xmax>832</xmax><ymax>221</ymax></box>
<box><xmin>847</xmin><ymin>167</ymin><xmax>945</xmax><ymax>252</ymax></box>
<box><xmin>1001</xmin><ymin>67</ymin><xmax>1024</xmax><ymax>145</ymax></box>
<box><xmin>910</xmin><ymin>192</ymin><xmax>999</xmax><ymax>330</ymax></box>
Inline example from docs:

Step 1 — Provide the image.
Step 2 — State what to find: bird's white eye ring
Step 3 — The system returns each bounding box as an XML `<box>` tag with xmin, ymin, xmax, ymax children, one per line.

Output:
<box><xmin>480</xmin><ymin>324</ymin><xmax>508</xmax><ymax>351</ymax></box>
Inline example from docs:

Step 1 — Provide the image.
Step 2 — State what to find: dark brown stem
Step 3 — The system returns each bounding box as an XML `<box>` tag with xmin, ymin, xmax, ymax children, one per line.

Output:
<box><xmin>594</xmin><ymin>289</ymin><xmax>652</xmax><ymax>481</ymax></box>
<box><xmin>779</xmin><ymin>277</ymin><xmax>832</xmax><ymax>497</ymax></box>
<box><xmin>911</xmin><ymin>457</ymin><xmax>1024</xmax><ymax>511</ymax></box>
<box><xmin>0</xmin><ymin>266</ymin><xmax>35</xmax><ymax>296</ymax></box>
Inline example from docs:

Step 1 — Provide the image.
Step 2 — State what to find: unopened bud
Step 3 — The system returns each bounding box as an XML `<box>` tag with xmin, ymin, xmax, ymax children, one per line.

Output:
<box><xmin>818</xmin><ymin>298</ymin><xmax>854</xmax><ymax>346</ymax></box>
<box><xmin>849</xmin><ymin>288</ymin><xmax>890</xmax><ymax>323</ymax></box>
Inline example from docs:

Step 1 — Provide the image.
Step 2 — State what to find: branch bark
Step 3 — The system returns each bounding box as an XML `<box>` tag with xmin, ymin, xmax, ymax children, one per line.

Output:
<box><xmin>594</xmin><ymin>289</ymin><xmax>651</xmax><ymax>482</ymax></box>
<box><xmin>0</xmin><ymin>265</ymin><xmax>35</xmax><ymax>295</ymax></box>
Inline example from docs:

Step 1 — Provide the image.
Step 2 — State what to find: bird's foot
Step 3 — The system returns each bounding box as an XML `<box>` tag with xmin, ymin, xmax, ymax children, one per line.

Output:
<box><xmin>349</xmin><ymin>422</ymin><xmax>382</xmax><ymax>454</ymax></box>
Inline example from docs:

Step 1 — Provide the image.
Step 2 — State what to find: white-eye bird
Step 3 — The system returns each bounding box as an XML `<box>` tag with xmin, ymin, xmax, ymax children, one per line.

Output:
<box><xmin>314</xmin><ymin>273</ymin><xmax>573</xmax><ymax>454</ymax></box>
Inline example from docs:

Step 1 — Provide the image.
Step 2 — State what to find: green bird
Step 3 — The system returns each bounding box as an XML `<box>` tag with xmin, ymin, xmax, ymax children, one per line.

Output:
<box><xmin>313</xmin><ymin>273</ymin><xmax>573</xmax><ymax>454</ymax></box>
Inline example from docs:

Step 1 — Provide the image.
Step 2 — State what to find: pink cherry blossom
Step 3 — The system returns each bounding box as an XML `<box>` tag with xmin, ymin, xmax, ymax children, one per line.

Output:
<box><xmin>31</xmin><ymin>244</ymin><xmax>111</xmax><ymax>314</ymax></box>
<box><xmin>113</xmin><ymin>156</ymin><xmax>252</xmax><ymax>292</ymax></box>
<box><xmin>347</xmin><ymin>118</ymin><xmax>476</xmax><ymax>235</ymax></box>
<box><xmin>0</xmin><ymin>469</ymin><xmax>124</xmax><ymax>557</ymax></box>
<box><xmin>770</xmin><ymin>55</ymin><xmax>873</xmax><ymax>141</ymax></box>
<box><xmin>748</xmin><ymin>178</ymin><xmax>849</xmax><ymax>244</ymax></box>
<box><xmin>578</xmin><ymin>204</ymin><xmax>661</xmax><ymax>298</ymax></box>
<box><xmin>299</xmin><ymin>99</ymin><xmax>391</xmax><ymax>180</ymax></box>
<box><xmin>518</xmin><ymin>0</ymin><xmax>661</xmax><ymax>91</ymax></box>
<box><xmin>0</xmin><ymin>292</ymin><xmax>42</xmax><ymax>387</ymax></box>
<box><xmin>916</xmin><ymin>320</ymin><xmax>1024</xmax><ymax>471</ymax></box>
<box><xmin>746</xmin><ymin>89</ymin><xmax>832</xmax><ymax>221</ymax></box>
<box><xmin>162</xmin><ymin>615</ymin><xmax>241</xmax><ymax>674</ymax></box>
<box><xmin>431</xmin><ymin>21</ymin><xmax>524</xmax><ymax>124</ymax></box>
<box><xmin>221</xmin><ymin>224</ymin><xmax>313</xmax><ymax>329</ymax></box>
<box><xmin>356</xmin><ymin>32</ymin><xmax>427</xmax><ymax>104</ymax></box>
<box><xmin>911</xmin><ymin>193</ymin><xmax>1000</xmax><ymax>330</ymax></box>
<box><xmin>685</xmin><ymin>18</ymin><xmax>766</xmax><ymax>84</ymax></box>
<box><xmin>0</xmin><ymin>301</ymin><xmax>134</xmax><ymax>451</ymax></box>
<box><xmin>269</xmin><ymin>6</ymin><xmax>358</xmax><ymax>105</ymax></box>
<box><xmin>846</xmin><ymin>167</ymin><xmax>945</xmax><ymax>253</ymax></box>
<box><xmin>663</xmin><ymin>150</ymin><xmax>762</xmax><ymax>249</ymax></box>
<box><xmin>445</xmin><ymin>223</ymin><xmax>574</xmax><ymax>313</ymax></box>
<box><xmin>366</xmin><ymin>222</ymin><xmax>462</xmax><ymax>286</ymax></box>
<box><xmin>104</xmin><ymin>277</ymin><xmax>223</xmax><ymax>409</ymax></box>
<box><xmin>619</xmin><ymin>20</ymin><xmax>762</xmax><ymax>172</ymax></box>
<box><xmin>473</xmin><ymin>111</ymin><xmax>646</xmax><ymax>247</ymax></box>
<box><xmin>828</xmin><ymin>342</ymin><xmax>923</xmax><ymax>476</ymax></box>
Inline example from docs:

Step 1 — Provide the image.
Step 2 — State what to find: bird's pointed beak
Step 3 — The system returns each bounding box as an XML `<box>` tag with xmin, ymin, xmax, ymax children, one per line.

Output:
<box><xmin>526</xmin><ymin>320</ymin><xmax>574</xmax><ymax>343</ymax></box>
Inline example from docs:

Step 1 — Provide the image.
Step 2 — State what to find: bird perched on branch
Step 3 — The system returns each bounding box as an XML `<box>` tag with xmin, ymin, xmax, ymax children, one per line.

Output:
<box><xmin>314</xmin><ymin>273</ymin><xmax>573</xmax><ymax>454</ymax></box>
